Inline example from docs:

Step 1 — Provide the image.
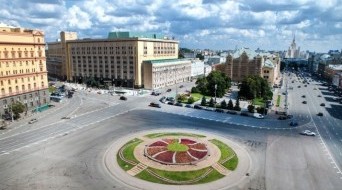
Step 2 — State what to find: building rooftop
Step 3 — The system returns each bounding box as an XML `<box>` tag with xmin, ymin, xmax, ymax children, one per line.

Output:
<box><xmin>108</xmin><ymin>31</ymin><xmax>169</xmax><ymax>40</ymax></box>
<box><xmin>328</xmin><ymin>64</ymin><xmax>342</xmax><ymax>71</ymax></box>
<box><xmin>264</xmin><ymin>59</ymin><xmax>275</xmax><ymax>68</ymax></box>
<box><xmin>145</xmin><ymin>58</ymin><xmax>190</xmax><ymax>64</ymax></box>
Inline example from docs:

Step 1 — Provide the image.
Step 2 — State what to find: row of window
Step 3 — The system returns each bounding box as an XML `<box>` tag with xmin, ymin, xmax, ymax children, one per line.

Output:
<box><xmin>0</xmin><ymin>68</ymin><xmax>42</xmax><ymax>76</ymax></box>
<box><xmin>0</xmin><ymin>75</ymin><xmax>45</xmax><ymax>85</ymax></box>
<box><xmin>0</xmin><ymin>49</ymin><xmax>44</xmax><ymax>59</ymax></box>
<box><xmin>1</xmin><ymin>82</ymin><xmax>45</xmax><ymax>95</ymax></box>
<box><xmin>0</xmin><ymin>60</ymin><xmax>44</xmax><ymax>68</ymax></box>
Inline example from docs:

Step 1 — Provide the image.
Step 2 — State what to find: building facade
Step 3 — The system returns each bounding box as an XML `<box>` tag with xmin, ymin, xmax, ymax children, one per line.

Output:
<box><xmin>286</xmin><ymin>36</ymin><xmax>300</xmax><ymax>58</ymax></box>
<box><xmin>143</xmin><ymin>59</ymin><xmax>191</xmax><ymax>90</ymax></box>
<box><xmin>223</xmin><ymin>48</ymin><xmax>280</xmax><ymax>85</ymax></box>
<box><xmin>190</xmin><ymin>58</ymin><xmax>204</xmax><ymax>77</ymax></box>
<box><xmin>0</xmin><ymin>26</ymin><xmax>49</xmax><ymax>116</ymax></box>
<box><xmin>47</xmin><ymin>32</ymin><xmax>179</xmax><ymax>88</ymax></box>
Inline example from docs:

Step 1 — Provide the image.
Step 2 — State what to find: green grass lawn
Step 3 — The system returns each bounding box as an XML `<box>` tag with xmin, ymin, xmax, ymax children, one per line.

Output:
<box><xmin>135</xmin><ymin>167</ymin><xmax>223</xmax><ymax>184</ymax></box>
<box><xmin>117</xmin><ymin>138</ymin><xmax>143</xmax><ymax>171</ymax></box>
<box><xmin>209</xmin><ymin>139</ymin><xmax>238</xmax><ymax>171</ymax></box>
<box><xmin>191</xmin><ymin>93</ymin><xmax>211</xmax><ymax>102</ymax></box>
<box><xmin>167</xmin><ymin>142</ymin><xmax>189</xmax><ymax>152</ymax></box>
<box><xmin>145</xmin><ymin>133</ymin><xmax>206</xmax><ymax>139</ymax></box>
<box><xmin>253</xmin><ymin>98</ymin><xmax>265</xmax><ymax>106</ymax></box>
<box><xmin>276</xmin><ymin>95</ymin><xmax>281</xmax><ymax>107</ymax></box>
<box><xmin>48</xmin><ymin>86</ymin><xmax>56</xmax><ymax>93</ymax></box>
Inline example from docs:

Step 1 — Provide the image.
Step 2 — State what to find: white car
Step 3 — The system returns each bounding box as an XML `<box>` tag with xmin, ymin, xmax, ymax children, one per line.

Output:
<box><xmin>300</xmin><ymin>130</ymin><xmax>316</xmax><ymax>136</ymax></box>
<box><xmin>253</xmin><ymin>113</ymin><xmax>264</xmax><ymax>119</ymax></box>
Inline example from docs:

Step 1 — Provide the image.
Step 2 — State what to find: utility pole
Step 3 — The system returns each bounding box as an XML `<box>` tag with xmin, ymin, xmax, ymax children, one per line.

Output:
<box><xmin>214</xmin><ymin>84</ymin><xmax>217</xmax><ymax>107</ymax></box>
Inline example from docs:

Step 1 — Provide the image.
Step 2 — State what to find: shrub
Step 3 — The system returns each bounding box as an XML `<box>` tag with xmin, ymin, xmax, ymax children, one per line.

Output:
<box><xmin>227</xmin><ymin>99</ymin><xmax>234</xmax><ymax>110</ymax></box>
<box><xmin>187</xmin><ymin>96</ymin><xmax>195</xmax><ymax>104</ymax></box>
<box><xmin>201</xmin><ymin>96</ymin><xmax>207</xmax><ymax>106</ymax></box>
<box><xmin>191</xmin><ymin>87</ymin><xmax>200</xmax><ymax>93</ymax></box>
<box><xmin>221</xmin><ymin>100</ymin><xmax>227</xmax><ymax>109</ymax></box>
<box><xmin>209</xmin><ymin>98</ymin><xmax>215</xmax><ymax>107</ymax></box>
<box><xmin>247</xmin><ymin>105</ymin><xmax>255</xmax><ymax>113</ymax></box>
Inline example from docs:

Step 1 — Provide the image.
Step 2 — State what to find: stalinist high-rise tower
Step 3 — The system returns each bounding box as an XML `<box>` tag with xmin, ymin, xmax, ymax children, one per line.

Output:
<box><xmin>286</xmin><ymin>35</ymin><xmax>300</xmax><ymax>58</ymax></box>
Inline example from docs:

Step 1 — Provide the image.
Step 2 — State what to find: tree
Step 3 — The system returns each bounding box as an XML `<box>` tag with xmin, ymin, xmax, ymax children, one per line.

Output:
<box><xmin>220</xmin><ymin>100</ymin><xmax>227</xmax><ymax>109</ymax></box>
<box><xmin>209</xmin><ymin>98</ymin><xmax>215</xmax><ymax>107</ymax></box>
<box><xmin>247</xmin><ymin>105</ymin><xmax>255</xmax><ymax>113</ymax></box>
<box><xmin>234</xmin><ymin>99</ymin><xmax>241</xmax><ymax>111</ymax></box>
<box><xmin>191</xmin><ymin>86</ymin><xmax>200</xmax><ymax>93</ymax></box>
<box><xmin>11</xmin><ymin>102</ymin><xmax>25</xmax><ymax>119</ymax></box>
<box><xmin>187</xmin><ymin>96</ymin><xmax>195</xmax><ymax>104</ymax></box>
<box><xmin>227</xmin><ymin>99</ymin><xmax>234</xmax><ymax>110</ymax></box>
<box><xmin>238</xmin><ymin>75</ymin><xmax>273</xmax><ymax>101</ymax></box>
<box><xmin>201</xmin><ymin>96</ymin><xmax>207</xmax><ymax>106</ymax></box>
<box><xmin>177</xmin><ymin>94</ymin><xmax>187</xmax><ymax>102</ymax></box>
<box><xmin>196</xmin><ymin>53</ymin><xmax>204</xmax><ymax>60</ymax></box>
<box><xmin>206</xmin><ymin>71</ymin><xmax>231</xmax><ymax>97</ymax></box>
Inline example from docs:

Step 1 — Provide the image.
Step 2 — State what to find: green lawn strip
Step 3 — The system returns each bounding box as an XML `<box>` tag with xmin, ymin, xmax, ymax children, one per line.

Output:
<box><xmin>116</xmin><ymin>154</ymin><xmax>135</xmax><ymax>171</ymax></box>
<box><xmin>48</xmin><ymin>86</ymin><xmax>56</xmax><ymax>93</ymax></box>
<box><xmin>145</xmin><ymin>133</ymin><xmax>206</xmax><ymax>139</ymax></box>
<box><xmin>122</xmin><ymin>138</ymin><xmax>142</xmax><ymax>163</ymax></box>
<box><xmin>276</xmin><ymin>95</ymin><xmax>281</xmax><ymax>107</ymax></box>
<box><xmin>252</xmin><ymin>97</ymin><xmax>265</xmax><ymax>106</ymax></box>
<box><xmin>136</xmin><ymin>167</ymin><xmax>217</xmax><ymax>184</ymax></box>
<box><xmin>222</xmin><ymin>155</ymin><xmax>238</xmax><ymax>171</ymax></box>
<box><xmin>196</xmin><ymin>169</ymin><xmax>224</xmax><ymax>184</ymax></box>
<box><xmin>209</xmin><ymin>139</ymin><xmax>238</xmax><ymax>170</ymax></box>
<box><xmin>191</xmin><ymin>93</ymin><xmax>211</xmax><ymax>101</ymax></box>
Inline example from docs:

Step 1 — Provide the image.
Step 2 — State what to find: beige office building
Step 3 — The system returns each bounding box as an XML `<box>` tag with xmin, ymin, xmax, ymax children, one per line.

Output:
<box><xmin>143</xmin><ymin>59</ymin><xmax>191</xmax><ymax>89</ymax></box>
<box><xmin>223</xmin><ymin>48</ymin><xmax>280</xmax><ymax>85</ymax></box>
<box><xmin>47</xmin><ymin>32</ymin><xmax>181</xmax><ymax>88</ymax></box>
<box><xmin>0</xmin><ymin>26</ymin><xmax>49</xmax><ymax>116</ymax></box>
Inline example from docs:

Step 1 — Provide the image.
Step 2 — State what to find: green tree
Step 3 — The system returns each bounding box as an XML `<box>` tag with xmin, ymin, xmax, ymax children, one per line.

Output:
<box><xmin>191</xmin><ymin>86</ymin><xmax>200</xmax><ymax>93</ymax></box>
<box><xmin>220</xmin><ymin>100</ymin><xmax>227</xmax><ymax>109</ymax></box>
<box><xmin>177</xmin><ymin>94</ymin><xmax>187</xmax><ymax>102</ymax></box>
<box><xmin>227</xmin><ymin>99</ymin><xmax>234</xmax><ymax>110</ymax></box>
<box><xmin>209</xmin><ymin>98</ymin><xmax>215</xmax><ymax>107</ymax></box>
<box><xmin>201</xmin><ymin>96</ymin><xmax>207</xmax><ymax>106</ymax></box>
<box><xmin>187</xmin><ymin>96</ymin><xmax>195</xmax><ymax>104</ymax></box>
<box><xmin>11</xmin><ymin>102</ymin><xmax>25</xmax><ymax>119</ymax></box>
<box><xmin>196</xmin><ymin>53</ymin><xmax>204</xmax><ymax>60</ymax></box>
<box><xmin>247</xmin><ymin>105</ymin><xmax>255</xmax><ymax>113</ymax></box>
<box><xmin>234</xmin><ymin>99</ymin><xmax>241</xmax><ymax>111</ymax></box>
<box><xmin>238</xmin><ymin>75</ymin><xmax>273</xmax><ymax>101</ymax></box>
<box><xmin>204</xmin><ymin>71</ymin><xmax>231</xmax><ymax>97</ymax></box>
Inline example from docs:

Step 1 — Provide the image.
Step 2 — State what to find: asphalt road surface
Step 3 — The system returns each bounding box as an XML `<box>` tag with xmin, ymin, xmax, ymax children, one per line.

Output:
<box><xmin>0</xmin><ymin>78</ymin><xmax>341</xmax><ymax>190</ymax></box>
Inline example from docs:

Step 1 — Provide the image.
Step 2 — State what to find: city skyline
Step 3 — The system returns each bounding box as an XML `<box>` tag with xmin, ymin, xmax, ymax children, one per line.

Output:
<box><xmin>0</xmin><ymin>0</ymin><xmax>341</xmax><ymax>52</ymax></box>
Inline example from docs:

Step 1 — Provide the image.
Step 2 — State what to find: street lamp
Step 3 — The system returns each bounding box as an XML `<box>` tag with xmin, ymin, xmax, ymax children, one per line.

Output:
<box><xmin>214</xmin><ymin>84</ymin><xmax>217</xmax><ymax>106</ymax></box>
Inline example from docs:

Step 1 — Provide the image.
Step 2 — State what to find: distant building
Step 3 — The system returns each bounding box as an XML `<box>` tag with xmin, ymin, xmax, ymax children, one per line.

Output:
<box><xmin>143</xmin><ymin>59</ymin><xmax>191</xmax><ymax>90</ymax></box>
<box><xmin>206</xmin><ymin>56</ymin><xmax>226</xmax><ymax>65</ymax></box>
<box><xmin>332</xmin><ymin>72</ymin><xmax>342</xmax><ymax>87</ymax></box>
<box><xmin>46</xmin><ymin>31</ymin><xmax>179</xmax><ymax>88</ymax></box>
<box><xmin>325</xmin><ymin>64</ymin><xmax>342</xmax><ymax>82</ymax></box>
<box><xmin>190</xmin><ymin>58</ymin><xmax>204</xmax><ymax>77</ymax></box>
<box><xmin>286</xmin><ymin>35</ymin><xmax>300</xmax><ymax>58</ymax></box>
<box><xmin>223</xmin><ymin>48</ymin><xmax>280</xmax><ymax>85</ymax></box>
<box><xmin>0</xmin><ymin>26</ymin><xmax>49</xmax><ymax>115</ymax></box>
<box><xmin>204</xmin><ymin>64</ymin><xmax>212</xmax><ymax>76</ymax></box>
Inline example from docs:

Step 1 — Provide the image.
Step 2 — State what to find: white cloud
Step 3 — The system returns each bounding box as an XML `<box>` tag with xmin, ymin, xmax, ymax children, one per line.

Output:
<box><xmin>66</xmin><ymin>5</ymin><xmax>92</xmax><ymax>29</ymax></box>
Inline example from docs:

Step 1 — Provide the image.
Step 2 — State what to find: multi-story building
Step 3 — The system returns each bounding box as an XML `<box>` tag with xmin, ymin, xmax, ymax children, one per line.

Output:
<box><xmin>190</xmin><ymin>58</ymin><xmax>204</xmax><ymax>77</ymax></box>
<box><xmin>47</xmin><ymin>31</ymin><xmax>180</xmax><ymax>88</ymax></box>
<box><xmin>143</xmin><ymin>59</ymin><xmax>191</xmax><ymax>89</ymax></box>
<box><xmin>286</xmin><ymin>36</ymin><xmax>300</xmax><ymax>58</ymax></box>
<box><xmin>0</xmin><ymin>26</ymin><xmax>49</xmax><ymax>116</ymax></box>
<box><xmin>223</xmin><ymin>48</ymin><xmax>280</xmax><ymax>85</ymax></box>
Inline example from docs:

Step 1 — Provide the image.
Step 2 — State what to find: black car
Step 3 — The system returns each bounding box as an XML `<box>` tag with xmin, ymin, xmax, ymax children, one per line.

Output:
<box><xmin>289</xmin><ymin>121</ymin><xmax>298</xmax><ymax>126</ymax></box>
<box><xmin>302</xmin><ymin>101</ymin><xmax>307</xmax><ymax>104</ymax></box>
<box><xmin>298</xmin><ymin>86</ymin><xmax>301</xmax><ymax>88</ymax></box>
<box><xmin>240</xmin><ymin>112</ymin><xmax>249</xmax><ymax>116</ymax></box>
<box><xmin>120</xmin><ymin>96</ymin><xmax>127</xmax><ymax>100</ymax></box>
<box><xmin>317</xmin><ymin>112</ymin><xmax>323</xmax><ymax>116</ymax></box>
<box><xmin>287</xmin><ymin>115</ymin><xmax>293</xmax><ymax>119</ymax></box>
<box><xmin>227</xmin><ymin>110</ymin><xmax>237</xmax><ymax>115</ymax></box>
<box><xmin>278</xmin><ymin>116</ymin><xmax>287</xmax><ymax>120</ymax></box>
<box><xmin>185</xmin><ymin>104</ymin><xmax>192</xmax><ymax>108</ymax></box>
<box><xmin>317</xmin><ymin>95</ymin><xmax>322</xmax><ymax>97</ymax></box>
<box><xmin>179</xmin><ymin>85</ymin><xmax>184</xmax><ymax>88</ymax></box>
<box><xmin>194</xmin><ymin>104</ymin><xmax>203</xmax><ymax>109</ymax></box>
<box><xmin>149</xmin><ymin>102</ymin><xmax>161</xmax><ymax>108</ymax></box>
<box><xmin>302</xmin><ymin>95</ymin><xmax>306</xmax><ymax>98</ymax></box>
<box><xmin>215</xmin><ymin>108</ymin><xmax>224</xmax><ymax>113</ymax></box>
<box><xmin>166</xmin><ymin>89</ymin><xmax>172</xmax><ymax>92</ymax></box>
<box><xmin>175</xmin><ymin>102</ymin><xmax>183</xmax><ymax>107</ymax></box>
<box><xmin>320</xmin><ymin>103</ymin><xmax>325</xmax><ymax>106</ymax></box>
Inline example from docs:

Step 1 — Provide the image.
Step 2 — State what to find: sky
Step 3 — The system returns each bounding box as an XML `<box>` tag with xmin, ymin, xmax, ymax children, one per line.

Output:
<box><xmin>0</xmin><ymin>0</ymin><xmax>341</xmax><ymax>52</ymax></box>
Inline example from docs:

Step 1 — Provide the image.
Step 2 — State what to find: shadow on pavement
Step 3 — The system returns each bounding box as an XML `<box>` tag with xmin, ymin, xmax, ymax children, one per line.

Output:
<box><xmin>325</xmin><ymin>104</ymin><xmax>342</xmax><ymax>120</ymax></box>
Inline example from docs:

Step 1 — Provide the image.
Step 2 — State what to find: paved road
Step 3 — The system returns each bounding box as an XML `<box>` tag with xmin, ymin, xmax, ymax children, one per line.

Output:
<box><xmin>0</xmin><ymin>78</ymin><xmax>341</xmax><ymax>190</ymax></box>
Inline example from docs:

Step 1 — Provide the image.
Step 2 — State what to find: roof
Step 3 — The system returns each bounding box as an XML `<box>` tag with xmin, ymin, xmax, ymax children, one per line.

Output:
<box><xmin>108</xmin><ymin>31</ymin><xmax>167</xmax><ymax>40</ymax></box>
<box><xmin>263</xmin><ymin>60</ymin><xmax>275</xmax><ymax>68</ymax></box>
<box><xmin>328</xmin><ymin>64</ymin><xmax>342</xmax><ymax>71</ymax></box>
<box><xmin>229</xmin><ymin>47</ymin><xmax>273</xmax><ymax>59</ymax></box>
<box><xmin>144</xmin><ymin>58</ymin><xmax>190</xmax><ymax>64</ymax></box>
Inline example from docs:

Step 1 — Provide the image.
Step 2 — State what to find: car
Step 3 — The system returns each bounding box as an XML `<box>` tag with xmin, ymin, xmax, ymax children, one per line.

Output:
<box><xmin>302</xmin><ymin>95</ymin><xmax>306</xmax><ymax>98</ymax></box>
<box><xmin>286</xmin><ymin>114</ymin><xmax>293</xmax><ymax>119</ymax></box>
<box><xmin>317</xmin><ymin>112</ymin><xmax>323</xmax><ymax>116</ymax></box>
<box><xmin>149</xmin><ymin>102</ymin><xmax>161</xmax><ymax>108</ymax></box>
<box><xmin>179</xmin><ymin>85</ymin><xmax>184</xmax><ymax>88</ymax></box>
<box><xmin>61</xmin><ymin>116</ymin><xmax>71</xmax><ymax>119</ymax></box>
<box><xmin>317</xmin><ymin>95</ymin><xmax>322</xmax><ymax>97</ymax></box>
<box><xmin>298</xmin><ymin>86</ymin><xmax>301</xmax><ymax>88</ymax></box>
<box><xmin>204</xmin><ymin>107</ymin><xmax>214</xmax><ymax>111</ymax></box>
<box><xmin>119</xmin><ymin>96</ymin><xmax>127</xmax><ymax>100</ymax></box>
<box><xmin>168</xmin><ymin>101</ymin><xmax>175</xmax><ymax>105</ymax></box>
<box><xmin>227</xmin><ymin>110</ymin><xmax>238</xmax><ymax>115</ymax></box>
<box><xmin>300</xmin><ymin>130</ymin><xmax>316</xmax><ymax>136</ymax></box>
<box><xmin>289</xmin><ymin>121</ymin><xmax>298</xmax><ymax>126</ymax></box>
<box><xmin>320</xmin><ymin>103</ymin><xmax>325</xmax><ymax>106</ymax></box>
<box><xmin>215</xmin><ymin>108</ymin><xmax>224</xmax><ymax>113</ymax></box>
<box><xmin>28</xmin><ymin>118</ymin><xmax>38</xmax><ymax>124</ymax></box>
<box><xmin>304</xmin><ymin>85</ymin><xmax>307</xmax><ymax>87</ymax></box>
<box><xmin>166</xmin><ymin>89</ymin><xmax>172</xmax><ymax>92</ymax></box>
<box><xmin>166</xmin><ymin>97</ymin><xmax>175</xmax><ymax>102</ymax></box>
<box><xmin>302</xmin><ymin>101</ymin><xmax>307</xmax><ymax>104</ymax></box>
<box><xmin>185</xmin><ymin>104</ymin><xmax>192</xmax><ymax>108</ymax></box>
<box><xmin>313</xmin><ymin>88</ymin><xmax>317</xmax><ymax>90</ymax></box>
<box><xmin>240</xmin><ymin>112</ymin><xmax>249</xmax><ymax>116</ymax></box>
<box><xmin>175</xmin><ymin>102</ymin><xmax>183</xmax><ymax>107</ymax></box>
<box><xmin>159</xmin><ymin>96</ymin><xmax>166</xmax><ymax>103</ymax></box>
<box><xmin>253</xmin><ymin>113</ymin><xmax>264</xmax><ymax>119</ymax></box>
<box><xmin>194</xmin><ymin>104</ymin><xmax>203</xmax><ymax>109</ymax></box>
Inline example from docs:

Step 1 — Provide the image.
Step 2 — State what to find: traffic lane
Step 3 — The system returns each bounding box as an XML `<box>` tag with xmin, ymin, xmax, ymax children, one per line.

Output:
<box><xmin>266</xmin><ymin>129</ymin><xmax>341</xmax><ymax>190</ymax></box>
<box><xmin>0</xmin><ymin>110</ymin><xmax>269</xmax><ymax>190</ymax></box>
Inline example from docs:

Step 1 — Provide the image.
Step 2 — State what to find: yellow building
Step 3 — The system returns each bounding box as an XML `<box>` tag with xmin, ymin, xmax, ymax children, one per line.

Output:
<box><xmin>47</xmin><ymin>32</ymin><xmax>181</xmax><ymax>88</ymax></box>
<box><xmin>0</xmin><ymin>26</ymin><xmax>49</xmax><ymax>116</ymax></box>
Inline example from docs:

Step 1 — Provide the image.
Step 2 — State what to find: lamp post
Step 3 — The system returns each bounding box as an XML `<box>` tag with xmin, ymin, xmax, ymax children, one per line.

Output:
<box><xmin>214</xmin><ymin>84</ymin><xmax>217</xmax><ymax>107</ymax></box>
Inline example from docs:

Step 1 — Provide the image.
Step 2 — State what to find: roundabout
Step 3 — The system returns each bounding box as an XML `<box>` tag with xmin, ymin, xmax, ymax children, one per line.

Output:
<box><xmin>104</xmin><ymin>129</ymin><xmax>251</xmax><ymax>190</ymax></box>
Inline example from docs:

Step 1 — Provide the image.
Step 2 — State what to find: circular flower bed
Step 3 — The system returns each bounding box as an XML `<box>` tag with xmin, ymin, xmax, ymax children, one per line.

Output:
<box><xmin>144</xmin><ymin>138</ymin><xmax>209</xmax><ymax>165</ymax></box>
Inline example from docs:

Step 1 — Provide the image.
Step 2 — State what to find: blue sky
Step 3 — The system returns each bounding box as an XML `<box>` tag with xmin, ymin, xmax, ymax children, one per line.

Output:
<box><xmin>0</xmin><ymin>0</ymin><xmax>341</xmax><ymax>52</ymax></box>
